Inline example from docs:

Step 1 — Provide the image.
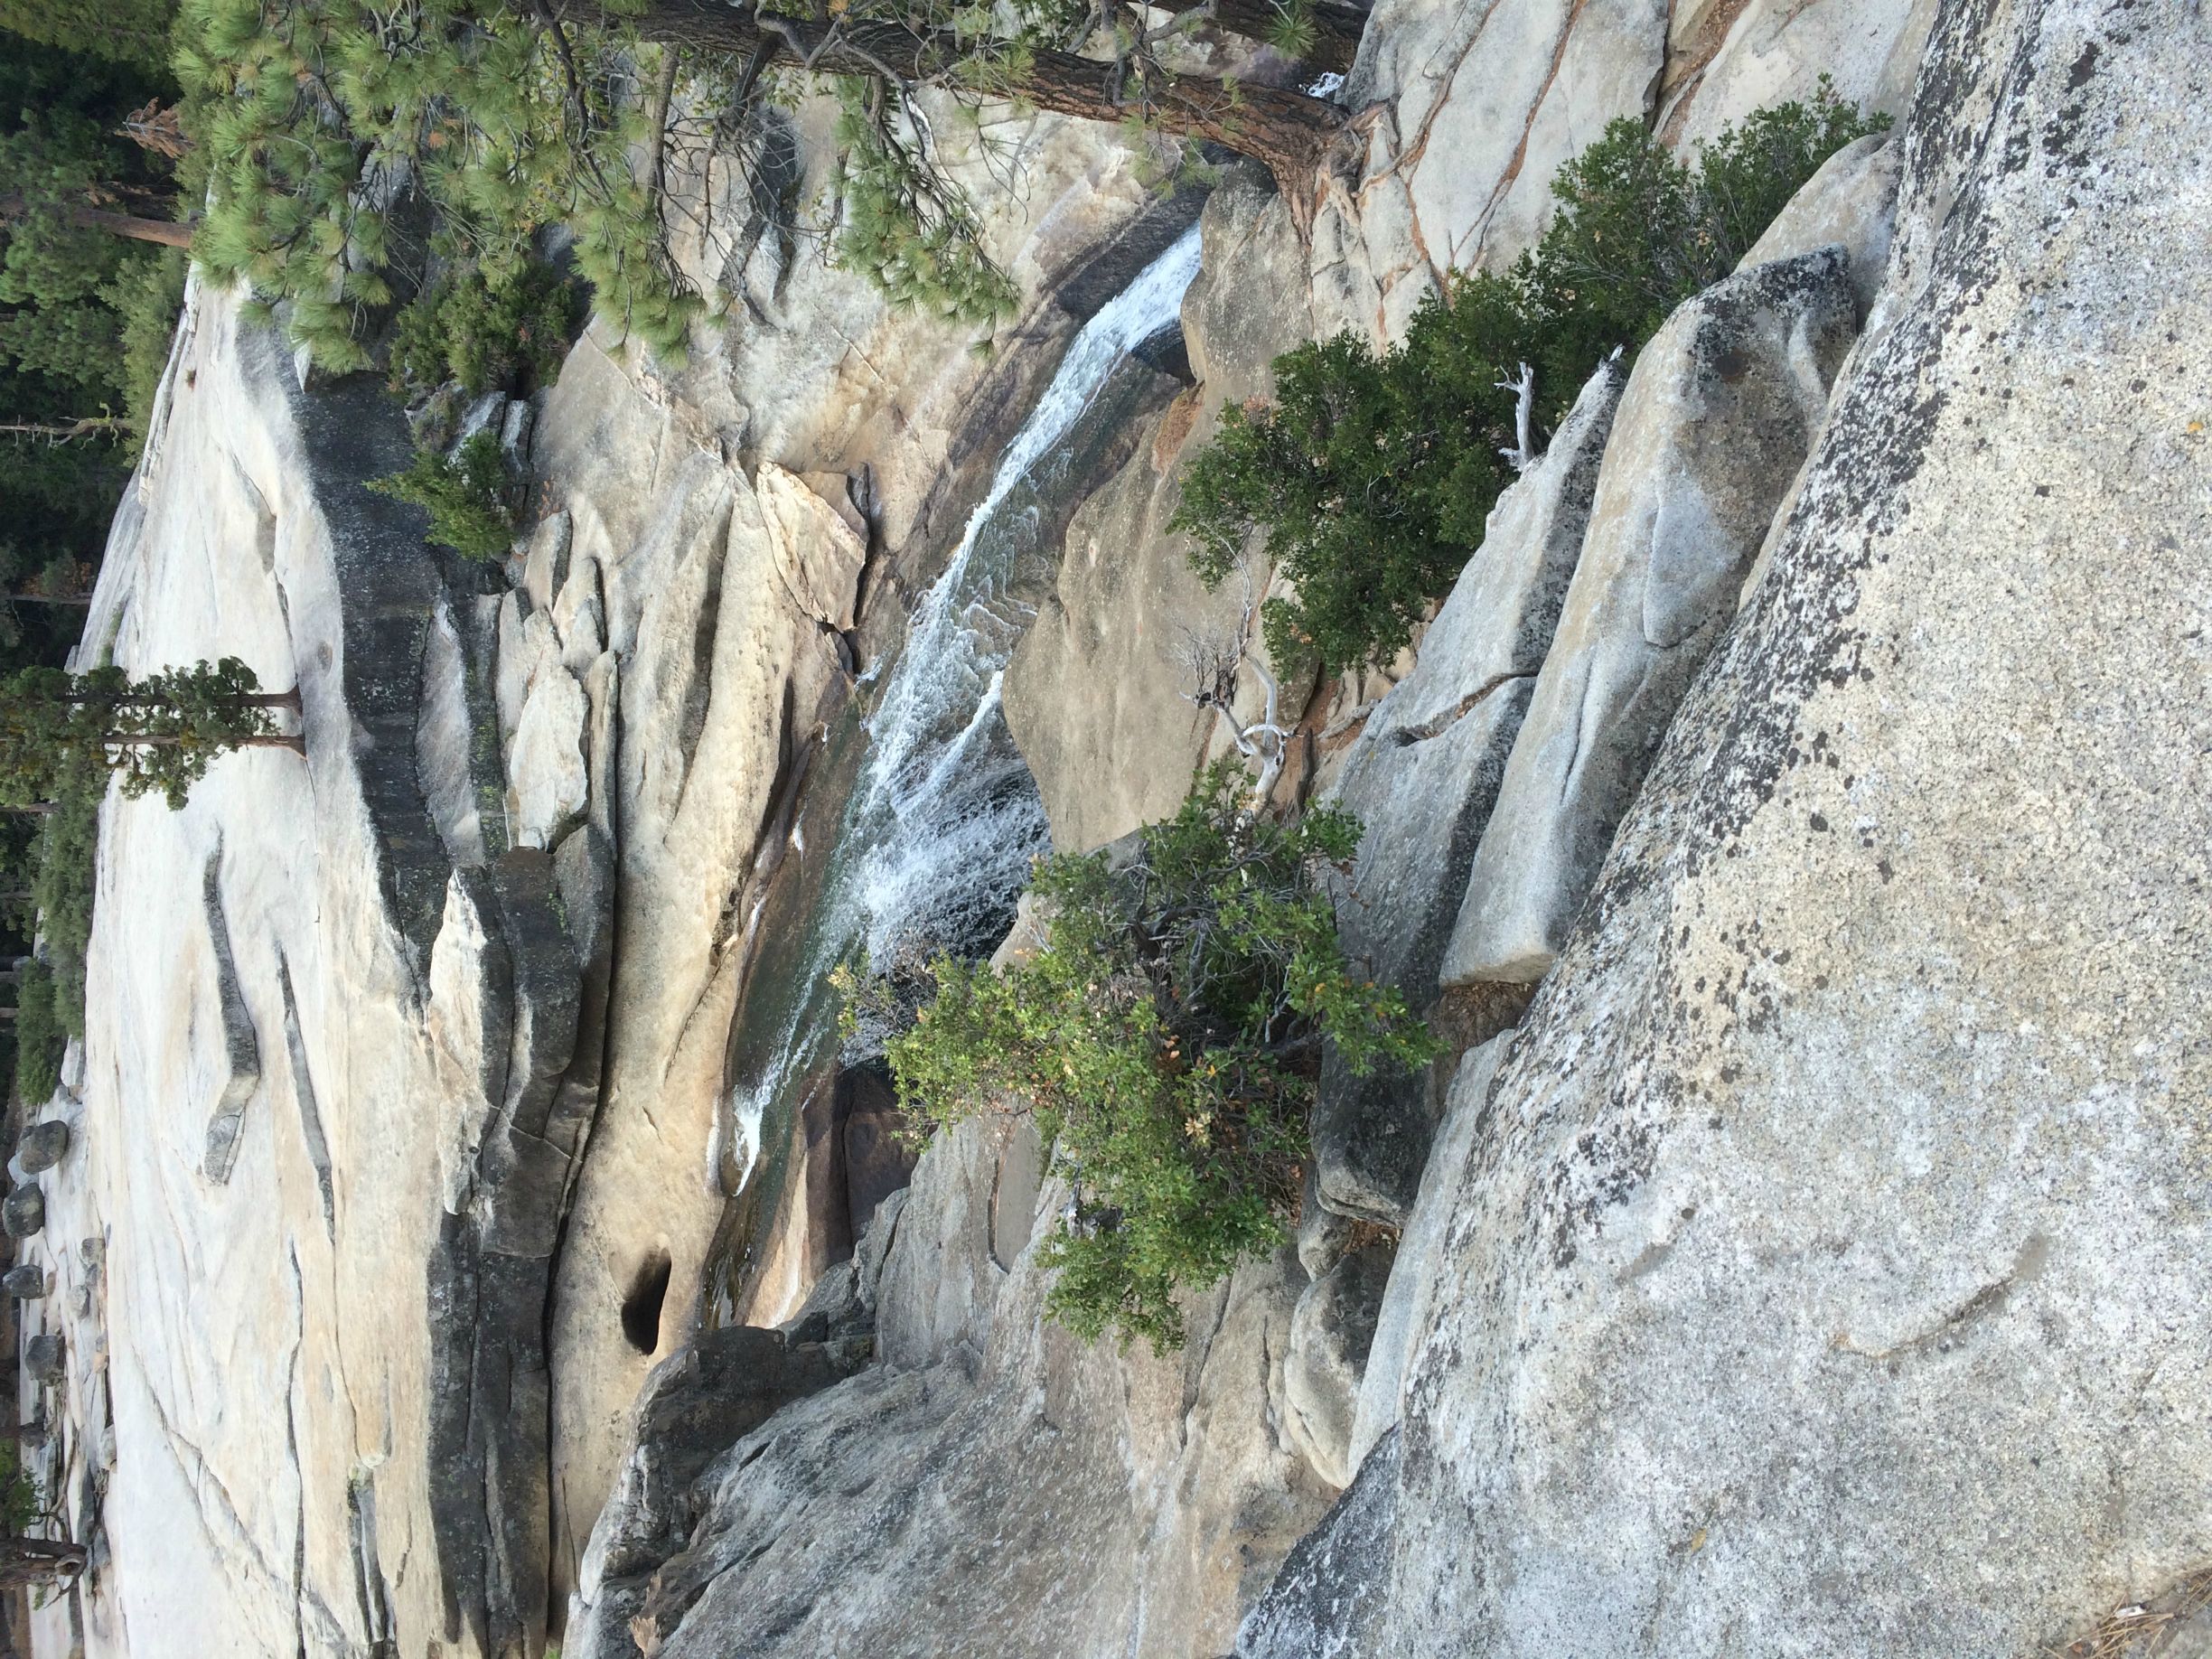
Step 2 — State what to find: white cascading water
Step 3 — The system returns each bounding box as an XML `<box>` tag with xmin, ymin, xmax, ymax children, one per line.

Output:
<box><xmin>721</xmin><ymin>222</ymin><xmax>1205</xmax><ymax>1188</ymax></box>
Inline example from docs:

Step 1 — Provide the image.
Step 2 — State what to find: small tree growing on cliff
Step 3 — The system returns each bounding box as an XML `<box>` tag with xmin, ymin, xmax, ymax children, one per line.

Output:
<box><xmin>0</xmin><ymin>658</ymin><xmax>303</xmax><ymax>811</ymax></box>
<box><xmin>1175</xmin><ymin>81</ymin><xmax>1891</xmax><ymax>674</ymax></box>
<box><xmin>845</xmin><ymin>761</ymin><xmax>1438</xmax><ymax>1351</ymax></box>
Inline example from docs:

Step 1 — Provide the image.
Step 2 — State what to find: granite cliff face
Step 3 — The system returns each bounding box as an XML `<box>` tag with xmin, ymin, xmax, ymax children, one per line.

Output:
<box><xmin>14</xmin><ymin>0</ymin><xmax>2207</xmax><ymax>1654</ymax></box>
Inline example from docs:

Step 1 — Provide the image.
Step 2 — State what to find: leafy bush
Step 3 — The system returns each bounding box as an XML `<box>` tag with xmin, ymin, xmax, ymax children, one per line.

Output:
<box><xmin>856</xmin><ymin>761</ymin><xmax>1439</xmax><ymax>1351</ymax></box>
<box><xmin>830</xmin><ymin>82</ymin><xmax>1016</xmax><ymax>328</ymax></box>
<box><xmin>370</xmin><ymin>432</ymin><xmax>516</xmax><ymax>561</ymax></box>
<box><xmin>389</xmin><ymin>261</ymin><xmax>582</xmax><ymax>398</ymax></box>
<box><xmin>1174</xmin><ymin>80</ymin><xmax>1889</xmax><ymax>675</ymax></box>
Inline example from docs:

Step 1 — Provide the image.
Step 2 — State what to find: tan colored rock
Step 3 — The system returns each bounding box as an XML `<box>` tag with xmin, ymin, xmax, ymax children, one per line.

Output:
<box><xmin>1657</xmin><ymin>0</ymin><xmax>1933</xmax><ymax>146</ymax></box>
<box><xmin>508</xmin><ymin>653</ymin><xmax>590</xmax><ymax>849</ymax></box>
<box><xmin>758</xmin><ymin>461</ymin><xmax>867</xmax><ymax>632</ymax></box>
<box><xmin>1004</xmin><ymin>170</ymin><xmax>1311</xmax><ymax>853</ymax></box>
<box><xmin>1282</xmin><ymin>1245</ymin><xmax>1392</xmax><ymax>1488</ymax></box>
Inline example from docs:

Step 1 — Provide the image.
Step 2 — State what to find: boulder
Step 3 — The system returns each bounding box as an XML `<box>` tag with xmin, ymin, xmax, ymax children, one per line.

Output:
<box><xmin>1308</xmin><ymin>361</ymin><xmax>1621</xmax><ymax>1224</ymax></box>
<box><xmin>507</xmin><ymin>651</ymin><xmax>590</xmax><ymax>849</ymax></box>
<box><xmin>3</xmin><ymin>1185</ymin><xmax>45</xmax><ymax>1240</ymax></box>
<box><xmin>1282</xmin><ymin>1244</ymin><xmax>1393</xmax><ymax>1489</ymax></box>
<box><xmin>3</xmin><ymin>1262</ymin><xmax>47</xmax><ymax>1298</ymax></box>
<box><xmin>14</xmin><ymin>1120</ymin><xmax>71</xmax><ymax>1175</ymax></box>
<box><xmin>522</xmin><ymin>510</ymin><xmax>574</xmax><ymax>615</ymax></box>
<box><xmin>23</xmin><ymin>1332</ymin><xmax>64</xmax><ymax>1383</ymax></box>
<box><xmin>1442</xmin><ymin>248</ymin><xmax>1858</xmax><ymax>988</ymax></box>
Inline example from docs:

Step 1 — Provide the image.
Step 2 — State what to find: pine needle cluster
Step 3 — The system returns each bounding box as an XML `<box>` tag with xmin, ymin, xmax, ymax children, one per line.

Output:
<box><xmin>173</xmin><ymin>0</ymin><xmax>702</xmax><ymax>367</ymax></box>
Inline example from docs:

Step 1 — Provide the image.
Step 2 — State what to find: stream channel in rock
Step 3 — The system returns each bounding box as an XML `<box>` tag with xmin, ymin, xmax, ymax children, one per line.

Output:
<box><xmin>700</xmin><ymin>226</ymin><xmax>1204</xmax><ymax>1322</ymax></box>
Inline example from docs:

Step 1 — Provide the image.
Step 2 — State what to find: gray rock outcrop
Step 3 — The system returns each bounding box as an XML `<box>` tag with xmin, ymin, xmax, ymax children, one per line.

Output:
<box><xmin>1346</xmin><ymin>1034</ymin><xmax>1508</xmax><ymax>1473</ymax></box>
<box><xmin>568</xmin><ymin>1114</ymin><xmax>1334</xmax><ymax>1657</ymax></box>
<box><xmin>1738</xmin><ymin>132</ymin><xmax>1905</xmax><ymax>315</ymax></box>
<box><xmin>564</xmin><ymin>1325</ymin><xmax>867</xmax><ymax>1659</ymax></box>
<box><xmin>1233</xmin><ymin>1429</ymin><xmax>1401</xmax><ymax>1659</ymax></box>
<box><xmin>1251</xmin><ymin>5</ymin><xmax>2212</xmax><ymax>1654</ymax></box>
<box><xmin>3</xmin><ymin>1262</ymin><xmax>47</xmax><ymax>1298</ymax></box>
<box><xmin>1309</xmin><ymin>360</ymin><xmax>1621</xmax><ymax>1223</ymax></box>
<box><xmin>1281</xmin><ymin>1244</ymin><xmax>1393</xmax><ymax>1488</ymax></box>
<box><xmin>1443</xmin><ymin>247</ymin><xmax>1859</xmax><ymax>987</ymax></box>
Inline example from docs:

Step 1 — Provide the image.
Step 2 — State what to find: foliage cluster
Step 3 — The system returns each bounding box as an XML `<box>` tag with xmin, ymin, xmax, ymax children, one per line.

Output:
<box><xmin>10</xmin><ymin>955</ymin><xmax>61</xmax><ymax>1103</ymax></box>
<box><xmin>0</xmin><ymin>38</ymin><xmax>187</xmax><ymax>439</ymax></box>
<box><xmin>1174</xmin><ymin>82</ymin><xmax>1889</xmax><ymax>674</ymax></box>
<box><xmin>369</xmin><ymin>430</ymin><xmax>515</xmax><ymax>560</ymax></box>
<box><xmin>173</xmin><ymin>0</ymin><xmax>703</xmax><ymax>370</ymax></box>
<box><xmin>0</xmin><ymin>657</ymin><xmax>283</xmax><ymax>810</ymax></box>
<box><xmin>388</xmin><ymin>260</ymin><xmax>581</xmax><ymax>398</ymax></box>
<box><xmin>25</xmin><ymin>780</ymin><xmax>98</xmax><ymax>1045</ymax></box>
<box><xmin>829</xmin><ymin>80</ymin><xmax>1015</xmax><ymax>327</ymax></box>
<box><xmin>0</xmin><ymin>1439</ymin><xmax>42</xmax><ymax>1534</ymax></box>
<box><xmin>853</xmin><ymin>761</ymin><xmax>1438</xmax><ymax>1351</ymax></box>
<box><xmin>0</xmin><ymin>0</ymin><xmax>171</xmax><ymax>70</ymax></box>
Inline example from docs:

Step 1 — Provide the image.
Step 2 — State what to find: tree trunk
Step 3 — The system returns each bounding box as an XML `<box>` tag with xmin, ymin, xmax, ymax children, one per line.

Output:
<box><xmin>98</xmin><ymin>732</ymin><xmax>306</xmax><ymax>755</ymax></box>
<box><xmin>0</xmin><ymin>417</ymin><xmax>130</xmax><ymax>445</ymax></box>
<box><xmin>0</xmin><ymin>1535</ymin><xmax>88</xmax><ymax>1590</ymax></box>
<box><xmin>622</xmin><ymin>0</ymin><xmax>1345</xmax><ymax>193</ymax></box>
<box><xmin>0</xmin><ymin>192</ymin><xmax>192</xmax><ymax>248</ymax></box>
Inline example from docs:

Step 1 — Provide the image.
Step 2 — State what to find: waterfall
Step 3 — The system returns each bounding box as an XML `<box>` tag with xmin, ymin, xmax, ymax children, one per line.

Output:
<box><xmin>720</xmin><ymin>222</ymin><xmax>1205</xmax><ymax>1192</ymax></box>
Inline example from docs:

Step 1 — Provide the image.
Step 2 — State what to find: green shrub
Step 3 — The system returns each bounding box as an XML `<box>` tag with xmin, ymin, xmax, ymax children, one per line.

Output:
<box><xmin>30</xmin><ymin>779</ymin><xmax>98</xmax><ymax>1043</ymax></box>
<box><xmin>11</xmin><ymin>956</ymin><xmax>61</xmax><ymax>1104</ymax></box>
<box><xmin>1174</xmin><ymin>80</ymin><xmax>1889</xmax><ymax>675</ymax></box>
<box><xmin>388</xmin><ymin>261</ymin><xmax>582</xmax><ymax>398</ymax></box>
<box><xmin>0</xmin><ymin>1439</ymin><xmax>42</xmax><ymax>1533</ymax></box>
<box><xmin>854</xmin><ymin>761</ymin><xmax>1439</xmax><ymax>1351</ymax></box>
<box><xmin>370</xmin><ymin>432</ymin><xmax>516</xmax><ymax>561</ymax></box>
<box><xmin>105</xmin><ymin>243</ymin><xmax>190</xmax><ymax>437</ymax></box>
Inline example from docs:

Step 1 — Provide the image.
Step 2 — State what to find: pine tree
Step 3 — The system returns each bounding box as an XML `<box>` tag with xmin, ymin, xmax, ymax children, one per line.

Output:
<box><xmin>0</xmin><ymin>658</ymin><xmax>303</xmax><ymax>811</ymax></box>
<box><xmin>0</xmin><ymin>0</ymin><xmax>174</xmax><ymax>71</ymax></box>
